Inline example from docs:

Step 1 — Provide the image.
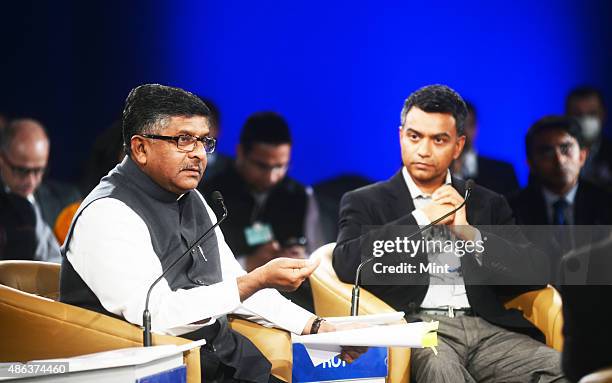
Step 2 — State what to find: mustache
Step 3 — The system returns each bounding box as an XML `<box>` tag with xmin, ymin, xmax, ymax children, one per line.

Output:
<box><xmin>181</xmin><ymin>163</ymin><xmax>203</xmax><ymax>172</ymax></box>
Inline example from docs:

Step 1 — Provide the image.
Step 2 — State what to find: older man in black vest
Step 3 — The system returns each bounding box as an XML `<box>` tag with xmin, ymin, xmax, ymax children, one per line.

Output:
<box><xmin>60</xmin><ymin>84</ymin><xmax>358</xmax><ymax>383</ymax></box>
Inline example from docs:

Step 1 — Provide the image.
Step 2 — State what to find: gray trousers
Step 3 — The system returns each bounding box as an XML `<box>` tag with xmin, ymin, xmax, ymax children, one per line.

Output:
<box><xmin>410</xmin><ymin>314</ymin><xmax>568</xmax><ymax>383</ymax></box>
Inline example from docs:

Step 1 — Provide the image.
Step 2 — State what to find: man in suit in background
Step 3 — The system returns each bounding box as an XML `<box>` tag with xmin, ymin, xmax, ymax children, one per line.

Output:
<box><xmin>0</xmin><ymin>119</ymin><xmax>80</xmax><ymax>262</ymax></box>
<box><xmin>565</xmin><ymin>86</ymin><xmax>612</xmax><ymax>189</ymax></box>
<box><xmin>333</xmin><ymin>84</ymin><xmax>565</xmax><ymax>382</ymax></box>
<box><xmin>452</xmin><ymin>101</ymin><xmax>519</xmax><ymax>195</ymax></box>
<box><xmin>508</xmin><ymin>116</ymin><xmax>612</xmax><ymax>226</ymax></box>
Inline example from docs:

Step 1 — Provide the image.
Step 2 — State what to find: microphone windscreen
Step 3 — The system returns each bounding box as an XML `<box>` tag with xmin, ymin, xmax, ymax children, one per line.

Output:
<box><xmin>465</xmin><ymin>179</ymin><xmax>475</xmax><ymax>192</ymax></box>
<box><xmin>211</xmin><ymin>191</ymin><xmax>224</xmax><ymax>205</ymax></box>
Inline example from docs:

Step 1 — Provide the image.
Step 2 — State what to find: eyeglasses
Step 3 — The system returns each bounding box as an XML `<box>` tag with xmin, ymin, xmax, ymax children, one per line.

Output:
<box><xmin>140</xmin><ymin>134</ymin><xmax>216</xmax><ymax>153</ymax></box>
<box><xmin>1</xmin><ymin>154</ymin><xmax>46</xmax><ymax>178</ymax></box>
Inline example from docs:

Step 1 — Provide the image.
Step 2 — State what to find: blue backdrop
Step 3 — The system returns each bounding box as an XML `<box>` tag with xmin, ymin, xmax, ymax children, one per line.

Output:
<box><xmin>159</xmin><ymin>0</ymin><xmax>611</xmax><ymax>186</ymax></box>
<box><xmin>1</xmin><ymin>0</ymin><xmax>610</xmax><ymax>186</ymax></box>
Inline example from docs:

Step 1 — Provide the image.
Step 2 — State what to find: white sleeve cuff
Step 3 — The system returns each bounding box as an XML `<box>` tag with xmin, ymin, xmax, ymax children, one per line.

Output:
<box><xmin>233</xmin><ymin>288</ymin><xmax>314</xmax><ymax>335</ymax></box>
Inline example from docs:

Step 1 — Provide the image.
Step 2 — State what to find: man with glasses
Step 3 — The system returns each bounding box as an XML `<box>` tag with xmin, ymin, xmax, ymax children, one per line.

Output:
<box><xmin>201</xmin><ymin>112</ymin><xmax>321</xmax><ymax>311</ymax></box>
<box><xmin>0</xmin><ymin>119</ymin><xmax>80</xmax><ymax>261</ymax></box>
<box><xmin>61</xmin><ymin>85</ymin><xmax>360</xmax><ymax>383</ymax></box>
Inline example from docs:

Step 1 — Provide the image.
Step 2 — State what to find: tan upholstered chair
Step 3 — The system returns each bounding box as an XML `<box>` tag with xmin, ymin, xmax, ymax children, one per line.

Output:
<box><xmin>504</xmin><ymin>284</ymin><xmax>564</xmax><ymax>351</ymax></box>
<box><xmin>0</xmin><ymin>260</ymin><xmax>292</xmax><ymax>383</ymax></box>
<box><xmin>309</xmin><ymin>243</ymin><xmax>565</xmax><ymax>383</ymax></box>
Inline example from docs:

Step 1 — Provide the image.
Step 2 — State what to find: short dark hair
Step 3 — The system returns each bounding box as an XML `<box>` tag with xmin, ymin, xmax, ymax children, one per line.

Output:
<box><xmin>400</xmin><ymin>84</ymin><xmax>468</xmax><ymax>136</ymax></box>
<box><xmin>525</xmin><ymin>116</ymin><xmax>584</xmax><ymax>160</ymax></box>
<box><xmin>565</xmin><ymin>86</ymin><xmax>606</xmax><ymax>113</ymax></box>
<box><xmin>239</xmin><ymin>112</ymin><xmax>291</xmax><ymax>154</ymax></box>
<box><xmin>122</xmin><ymin>84</ymin><xmax>210</xmax><ymax>154</ymax></box>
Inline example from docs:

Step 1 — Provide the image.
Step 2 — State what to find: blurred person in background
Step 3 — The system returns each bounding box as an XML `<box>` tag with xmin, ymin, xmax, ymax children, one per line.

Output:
<box><xmin>79</xmin><ymin>115</ymin><xmax>125</xmax><ymax>195</ymax></box>
<box><xmin>200</xmin><ymin>111</ymin><xmax>323</xmax><ymax>311</ymax></box>
<box><xmin>508</xmin><ymin>116</ymin><xmax>612</xmax><ymax>281</ymax></box>
<box><xmin>509</xmin><ymin>116</ymin><xmax>612</xmax><ymax>226</ymax></box>
<box><xmin>0</xmin><ymin>119</ymin><xmax>80</xmax><ymax>262</ymax></box>
<box><xmin>452</xmin><ymin>101</ymin><xmax>519</xmax><ymax>194</ymax></box>
<box><xmin>565</xmin><ymin>86</ymin><xmax>612</xmax><ymax>189</ymax></box>
<box><xmin>197</xmin><ymin>97</ymin><xmax>233</xmax><ymax>181</ymax></box>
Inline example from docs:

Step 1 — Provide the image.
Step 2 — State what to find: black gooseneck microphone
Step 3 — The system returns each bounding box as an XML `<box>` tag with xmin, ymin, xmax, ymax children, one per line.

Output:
<box><xmin>349</xmin><ymin>180</ymin><xmax>474</xmax><ymax>316</ymax></box>
<box><xmin>143</xmin><ymin>191</ymin><xmax>228</xmax><ymax>347</ymax></box>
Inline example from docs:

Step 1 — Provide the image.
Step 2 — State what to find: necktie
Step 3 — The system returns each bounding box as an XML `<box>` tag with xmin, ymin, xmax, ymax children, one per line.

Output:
<box><xmin>553</xmin><ymin>199</ymin><xmax>569</xmax><ymax>225</ymax></box>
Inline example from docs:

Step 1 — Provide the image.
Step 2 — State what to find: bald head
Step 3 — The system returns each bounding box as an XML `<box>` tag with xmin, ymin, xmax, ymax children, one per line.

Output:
<box><xmin>0</xmin><ymin>119</ymin><xmax>49</xmax><ymax>197</ymax></box>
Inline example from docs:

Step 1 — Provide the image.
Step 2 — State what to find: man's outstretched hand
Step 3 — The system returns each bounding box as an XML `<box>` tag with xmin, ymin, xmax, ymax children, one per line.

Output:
<box><xmin>257</xmin><ymin>257</ymin><xmax>320</xmax><ymax>291</ymax></box>
<box><xmin>237</xmin><ymin>257</ymin><xmax>320</xmax><ymax>301</ymax></box>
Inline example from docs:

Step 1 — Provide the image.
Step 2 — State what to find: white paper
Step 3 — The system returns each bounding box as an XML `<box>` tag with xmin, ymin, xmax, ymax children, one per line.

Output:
<box><xmin>292</xmin><ymin>314</ymin><xmax>438</xmax><ymax>366</ymax></box>
<box><xmin>323</xmin><ymin>312</ymin><xmax>405</xmax><ymax>325</ymax></box>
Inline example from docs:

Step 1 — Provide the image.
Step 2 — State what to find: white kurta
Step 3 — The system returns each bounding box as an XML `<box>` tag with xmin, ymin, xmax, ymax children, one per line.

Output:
<box><xmin>66</xmin><ymin>190</ymin><xmax>313</xmax><ymax>336</ymax></box>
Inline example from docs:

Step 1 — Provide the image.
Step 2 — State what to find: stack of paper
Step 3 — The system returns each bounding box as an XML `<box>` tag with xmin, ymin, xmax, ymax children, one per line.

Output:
<box><xmin>292</xmin><ymin>312</ymin><xmax>438</xmax><ymax>366</ymax></box>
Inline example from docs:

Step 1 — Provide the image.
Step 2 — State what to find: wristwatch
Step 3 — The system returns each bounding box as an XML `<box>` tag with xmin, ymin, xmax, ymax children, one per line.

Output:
<box><xmin>310</xmin><ymin>316</ymin><xmax>325</xmax><ymax>334</ymax></box>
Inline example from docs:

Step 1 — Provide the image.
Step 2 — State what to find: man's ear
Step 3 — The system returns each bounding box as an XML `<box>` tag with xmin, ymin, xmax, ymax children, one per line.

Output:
<box><xmin>130</xmin><ymin>136</ymin><xmax>148</xmax><ymax>166</ymax></box>
<box><xmin>453</xmin><ymin>135</ymin><xmax>466</xmax><ymax>160</ymax></box>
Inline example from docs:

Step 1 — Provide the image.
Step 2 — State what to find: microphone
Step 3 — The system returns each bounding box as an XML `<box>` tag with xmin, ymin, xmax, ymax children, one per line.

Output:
<box><xmin>350</xmin><ymin>179</ymin><xmax>474</xmax><ymax>316</ymax></box>
<box><xmin>143</xmin><ymin>191</ymin><xmax>228</xmax><ymax>346</ymax></box>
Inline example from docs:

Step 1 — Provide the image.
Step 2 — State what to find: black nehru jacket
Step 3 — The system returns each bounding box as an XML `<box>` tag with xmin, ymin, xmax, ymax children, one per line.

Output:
<box><xmin>60</xmin><ymin>157</ymin><xmax>272</xmax><ymax>383</ymax></box>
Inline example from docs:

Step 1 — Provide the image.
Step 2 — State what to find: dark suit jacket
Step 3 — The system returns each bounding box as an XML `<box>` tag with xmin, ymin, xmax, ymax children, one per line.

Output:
<box><xmin>34</xmin><ymin>180</ymin><xmax>81</xmax><ymax>229</ymax></box>
<box><xmin>507</xmin><ymin>179</ymin><xmax>612</xmax><ymax>226</ymax></box>
<box><xmin>333</xmin><ymin>170</ymin><xmax>548</xmax><ymax>338</ymax></box>
<box><xmin>0</xmin><ymin>178</ymin><xmax>80</xmax><ymax>230</ymax></box>
<box><xmin>199</xmin><ymin>166</ymin><xmax>308</xmax><ymax>257</ymax></box>
<box><xmin>475</xmin><ymin>156</ymin><xmax>519</xmax><ymax>195</ymax></box>
<box><xmin>0</xmin><ymin>192</ymin><xmax>37</xmax><ymax>260</ymax></box>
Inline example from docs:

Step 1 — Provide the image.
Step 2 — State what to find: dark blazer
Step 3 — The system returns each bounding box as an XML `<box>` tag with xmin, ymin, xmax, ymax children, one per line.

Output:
<box><xmin>333</xmin><ymin>170</ymin><xmax>548</xmax><ymax>338</ymax></box>
<box><xmin>0</xmin><ymin>178</ymin><xmax>80</xmax><ymax>230</ymax></box>
<box><xmin>34</xmin><ymin>180</ymin><xmax>81</xmax><ymax>229</ymax></box>
<box><xmin>475</xmin><ymin>156</ymin><xmax>519</xmax><ymax>195</ymax></box>
<box><xmin>507</xmin><ymin>179</ymin><xmax>612</xmax><ymax>226</ymax></box>
<box><xmin>0</xmin><ymin>192</ymin><xmax>37</xmax><ymax>260</ymax></box>
<box><xmin>199</xmin><ymin>166</ymin><xmax>308</xmax><ymax>256</ymax></box>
